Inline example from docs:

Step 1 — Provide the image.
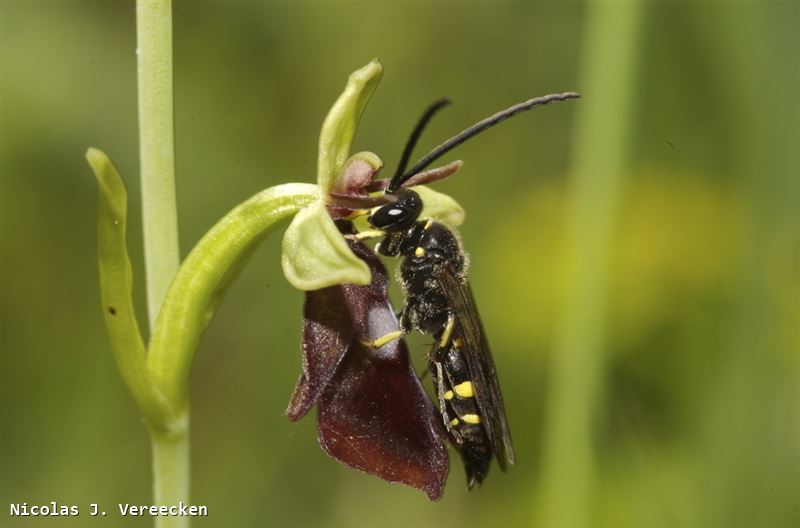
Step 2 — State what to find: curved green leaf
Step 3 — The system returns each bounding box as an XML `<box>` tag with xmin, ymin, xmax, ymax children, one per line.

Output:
<box><xmin>147</xmin><ymin>183</ymin><xmax>319</xmax><ymax>410</ymax></box>
<box><xmin>86</xmin><ymin>148</ymin><xmax>172</xmax><ymax>427</ymax></box>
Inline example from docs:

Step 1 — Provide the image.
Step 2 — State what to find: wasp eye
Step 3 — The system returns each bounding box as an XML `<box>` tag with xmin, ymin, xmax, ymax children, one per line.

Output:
<box><xmin>368</xmin><ymin>190</ymin><xmax>422</xmax><ymax>231</ymax></box>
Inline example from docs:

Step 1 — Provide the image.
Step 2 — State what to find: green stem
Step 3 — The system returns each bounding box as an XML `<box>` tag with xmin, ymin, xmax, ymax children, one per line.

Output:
<box><xmin>151</xmin><ymin>421</ymin><xmax>190</xmax><ymax>528</ymax></box>
<box><xmin>137</xmin><ymin>0</ymin><xmax>179</xmax><ymax>333</ymax></box>
<box><xmin>137</xmin><ymin>2</ymin><xmax>181</xmax><ymax>524</ymax></box>
<box><xmin>537</xmin><ymin>3</ymin><xmax>643</xmax><ymax>527</ymax></box>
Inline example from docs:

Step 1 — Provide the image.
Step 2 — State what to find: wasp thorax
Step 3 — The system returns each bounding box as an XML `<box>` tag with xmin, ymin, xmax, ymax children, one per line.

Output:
<box><xmin>368</xmin><ymin>189</ymin><xmax>422</xmax><ymax>231</ymax></box>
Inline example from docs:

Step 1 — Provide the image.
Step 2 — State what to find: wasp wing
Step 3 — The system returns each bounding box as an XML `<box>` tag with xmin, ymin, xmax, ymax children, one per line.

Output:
<box><xmin>437</xmin><ymin>264</ymin><xmax>515</xmax><ymax>469</ymax></box>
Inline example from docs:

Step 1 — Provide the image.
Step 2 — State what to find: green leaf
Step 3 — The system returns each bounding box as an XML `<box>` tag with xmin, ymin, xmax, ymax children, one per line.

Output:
<box><xmin>282</xmin><ymin>200</ymin><xmax>371</xmax><ymax>291</ymax></box>
<box><xmin>317</xmin><ymin>60</ymin><xmax>383</xmax><ymax>191</ymax></box>
<box><xmin>86</xmin><ymin>148</ymin><xmax>172</xmax><ymax>428</ymax></box>
<box><xmin>147</xmin><ymin>183</ymin><xmax>319</xmax><ymax>410</ymax></box>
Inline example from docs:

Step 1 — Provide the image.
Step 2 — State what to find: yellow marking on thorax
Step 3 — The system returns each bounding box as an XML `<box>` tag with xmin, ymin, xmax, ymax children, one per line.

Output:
<box><xmin>452</xmin><ymin>337</ymin><xmax>464</xmax><ymax>348</ymax></box>
<box><xmin>461</xmin><ymin>414</ymin><xmax>481</xmax><ymax>424</ymax></box>
<box><xmin>414</xmin><ymin>246</ymin><xmax>425</xmax><ymax>257</ymax></box>
<box><xmin>453</xmin><ymin>381</ymin><xmax>474</xmax><ymax>398</ymax></box>
<box><xmin>423</xmin><ymin>218</ymin><xmax>434</xmax><ymax>230</ymax></box>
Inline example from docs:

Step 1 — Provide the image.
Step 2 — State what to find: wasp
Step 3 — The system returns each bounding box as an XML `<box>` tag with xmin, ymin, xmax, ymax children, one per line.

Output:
<box><xmin>341</xmin><ymin>91</ymin><xmax>579</xmax><ymax>487</ymax></box>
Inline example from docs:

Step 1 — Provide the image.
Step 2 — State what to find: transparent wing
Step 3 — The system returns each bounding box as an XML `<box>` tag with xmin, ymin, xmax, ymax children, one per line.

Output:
<box><xmin>438</xmin><ymin>265</ymin><xmax>515</xmax><ymax>469</ymax></box>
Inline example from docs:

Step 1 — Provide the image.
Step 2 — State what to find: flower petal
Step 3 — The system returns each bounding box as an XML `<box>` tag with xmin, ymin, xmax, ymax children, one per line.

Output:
<box><xmin>319</xmin><ymin>242</ymin><xmax>448</xmax><ymax>500</ymax></box>
<box><xmin>401</xmin><ymin>160</ymin><xmax>463</xmax><ymax>189</ymax></box>
<box><xmin>327</xmin><ymin>152</ymin><xmax>384</xmax><ymax>219</ymax></box>
<box><xmin>331</xmin><ymin>151</ymin><xmax>384</xmax><ymax>196</ymax></box>
<box><xmin>285</xmin><ymin>283</ymin><xmax>353</xmax><ymax>421</ymax></box>
<box><xmin>287</xmin><ymin>240</ymin><xmax>449</xmax><ymax>499</ymax></box>
<box><xmin>285</xmin><ymin>237</ymin><xmax>391</xmax><ymax>420</ymax></box>
<box><xmin>317</xmin><ymin>337</ymin><xmax>448</xmax><ymax>501</ymax></box>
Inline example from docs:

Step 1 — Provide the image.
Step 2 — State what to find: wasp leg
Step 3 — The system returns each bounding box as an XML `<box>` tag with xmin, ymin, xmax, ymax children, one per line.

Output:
<box><xmin>344</xmin><ymin>229</ymin><xmax>386</xmax><ymax>242</ymax></box>
<box><xmin>438</xmin><ymin>313</ymin><xmax>455</xmax><ymax>350</ymax></box>
<box><xmin>434</xmin><ymin>360</ymin><xmax>463</xmax><ymax>443</ymax></box>
<box><xmin>359</xmin><ymin>330</ymin><xmax>403</xmax><ymax>349</ymax></box>
<box><xmin>398</xmin><ymin>305</ymin><xmax>412</xmax><ymax>334</ymax></box>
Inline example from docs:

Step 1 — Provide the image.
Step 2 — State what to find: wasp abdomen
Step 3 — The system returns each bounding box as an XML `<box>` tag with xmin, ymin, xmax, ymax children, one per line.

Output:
<box><xmin>432</xmin><ymin>338</ymin><xmax>492</xmax><ymax>488</ymax></box>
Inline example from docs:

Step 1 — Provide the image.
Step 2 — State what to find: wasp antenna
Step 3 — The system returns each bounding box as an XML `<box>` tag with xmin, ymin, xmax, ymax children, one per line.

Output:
<box><xmin>388</xmin><ymin>98</ymin><xmax>452</xmax><ymax>193</ymax></box>
<box><xmin>398</xmin><ymin>92</ymin><xmax>580</xmax><ymax>185</ymax></box>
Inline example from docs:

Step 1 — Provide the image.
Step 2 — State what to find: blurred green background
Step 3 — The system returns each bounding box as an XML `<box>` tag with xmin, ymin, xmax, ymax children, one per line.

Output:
<box><xmin>2</xmin><ymin>2</ymin><xmax>798</xmax><ymax>527</ymax></box>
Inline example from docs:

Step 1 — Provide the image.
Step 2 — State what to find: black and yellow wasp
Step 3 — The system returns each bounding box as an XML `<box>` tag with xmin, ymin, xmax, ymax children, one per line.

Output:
<box><xmin>342</xmin><ymin>92</ymin><xmax>579</xmax><ymax>487</ymax></box>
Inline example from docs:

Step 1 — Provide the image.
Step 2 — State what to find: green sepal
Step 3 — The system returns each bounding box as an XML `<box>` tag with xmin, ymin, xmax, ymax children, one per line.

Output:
<box><xmin>282</xmin><ymin>200</ymin><xmax>371</xmax><ymax>290</ymax></box>
<box><xmin>417</xmin><ymin>185</ymin><xmax>466</xmax><ymax>226</ymax></box>
<box><xmin>317</xmin><ymin>60</ymin><xmax>383</xmax><ymax>191</ymax></box>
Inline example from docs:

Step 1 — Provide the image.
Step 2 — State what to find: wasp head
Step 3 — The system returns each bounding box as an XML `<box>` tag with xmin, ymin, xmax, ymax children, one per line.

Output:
<box><xmin>367</xmin><ymin>189</ymin><xmax>422</xmax><ymax>232</ymax></box>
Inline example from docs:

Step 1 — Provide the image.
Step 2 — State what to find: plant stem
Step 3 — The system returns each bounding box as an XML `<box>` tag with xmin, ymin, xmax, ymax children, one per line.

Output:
<box><xmin>137</xmin><ymin>0</ymin><xmax>180</xmax><ymax>333</ymax></box>
<box><xmin>137</xmin><ymin>1</ymin><xmax>185</xmax><ymax>524</ymax></box>
<box><xmin>151</xmin><ymin>420</ymin><xmax>190</xmax><ymax>528</ymax></box>
<box><xmin>537</xmin><ymin>3</ymin><xmax>643</xmax><ymax>527</ymax></box>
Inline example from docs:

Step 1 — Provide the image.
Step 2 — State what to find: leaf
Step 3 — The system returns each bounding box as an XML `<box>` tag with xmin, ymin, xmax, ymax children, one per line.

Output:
<box><xmin>147</xmin><ymin>183</ymin><xmax>319</xmax><ymax>409</ymax></box>
<box><xmin>86</xmin><ymin>148</ymin><xmax>170</xmax><ymax>427</ymax></box>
